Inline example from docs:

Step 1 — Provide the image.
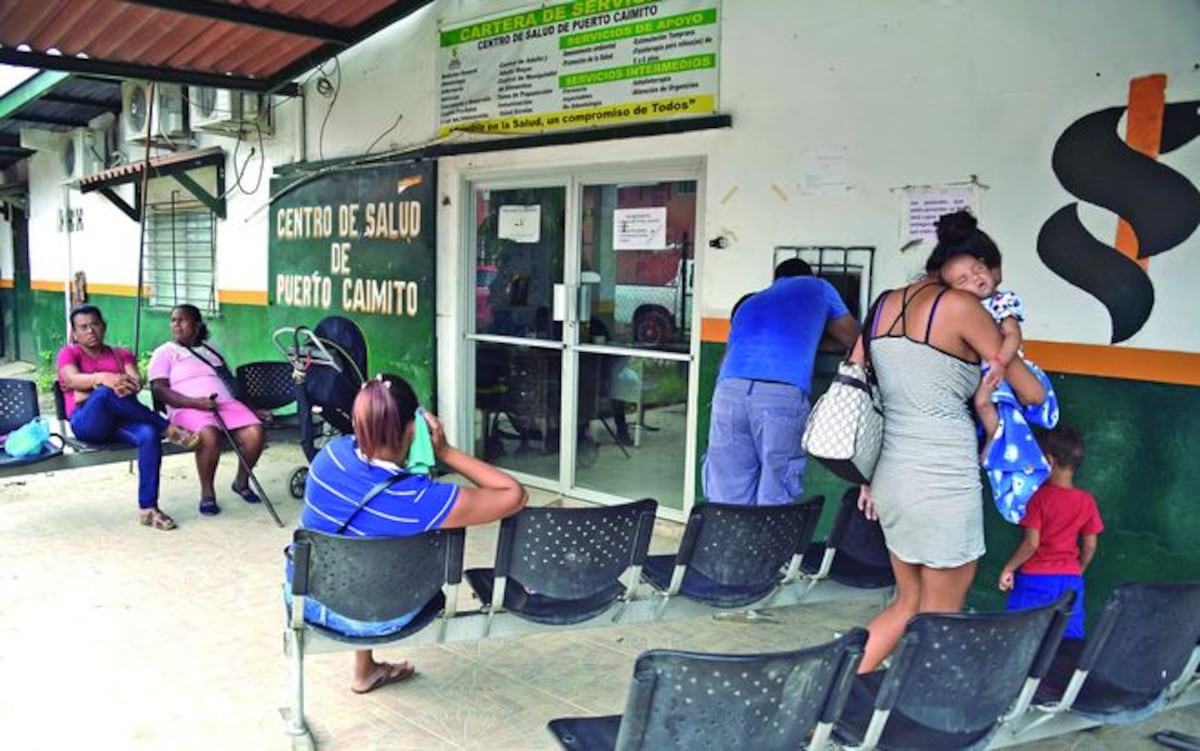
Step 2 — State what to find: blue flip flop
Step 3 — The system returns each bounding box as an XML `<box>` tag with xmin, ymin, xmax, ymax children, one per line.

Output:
<box><xmin>231</xmin><ymin>482</ymin><xmax>261</xmax><ymax>504</ymax></box>
<box><xmin>199</xmin><ymin>496</ymin><xmax>221</xmax><ymax>516</ymax></box>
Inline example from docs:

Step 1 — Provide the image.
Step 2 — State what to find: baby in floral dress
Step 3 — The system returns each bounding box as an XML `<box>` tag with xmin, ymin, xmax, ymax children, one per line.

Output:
<box><xmin>940</xmin><ymin>254</ymin><xmax>1060</xmax><ymax>523</ymax></box>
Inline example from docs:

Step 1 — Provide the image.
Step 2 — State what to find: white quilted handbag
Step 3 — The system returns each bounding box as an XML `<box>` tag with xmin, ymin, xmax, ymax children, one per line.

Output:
<box><xmin>801</xmin><ymin>360</ymin><xmax>883</xmax><ymax>485</ymax></box>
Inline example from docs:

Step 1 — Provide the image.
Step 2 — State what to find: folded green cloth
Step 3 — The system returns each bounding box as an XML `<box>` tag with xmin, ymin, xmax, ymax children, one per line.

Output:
<box><xmin>406</xmin><ymin>407</ymin><xmax>436</xmax><ymax>476</ymax></box>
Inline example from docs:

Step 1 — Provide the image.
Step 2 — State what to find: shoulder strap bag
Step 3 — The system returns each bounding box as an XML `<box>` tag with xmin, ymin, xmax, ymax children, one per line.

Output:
<box><xmin>801</xmin><ymin>293</ymin><xmax>887</xmax><ymax>485</ymax></box>
<box><xmin>335</xmin><ymin>472</ymin><xmax>411</xmax><ymax>534</ymax></box>
<box><xmin>184</xmin><ymin>343</ymin><xmax>247</xmax><ymax>402</ymax></box>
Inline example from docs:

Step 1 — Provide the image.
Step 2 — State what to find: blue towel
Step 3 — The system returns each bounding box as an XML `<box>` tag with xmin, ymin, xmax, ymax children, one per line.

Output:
<box><xmin>984</xmin><ymin>361</ymin><xmax>1059</xmax><ymax>524</ymax></box>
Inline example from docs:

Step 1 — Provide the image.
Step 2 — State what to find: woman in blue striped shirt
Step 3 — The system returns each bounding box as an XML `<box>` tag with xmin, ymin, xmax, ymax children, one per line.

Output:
<box><xmin>298</xmin><ymin>374</ymin><xmax>527</xmax><ymax>694</ymax></box>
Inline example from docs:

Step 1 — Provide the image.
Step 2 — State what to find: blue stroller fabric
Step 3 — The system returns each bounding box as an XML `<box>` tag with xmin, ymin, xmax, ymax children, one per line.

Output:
<box><xmin>984</xmin><ymin>360</ymin><xmax>1059</xmax><ymax>524</ymax></box>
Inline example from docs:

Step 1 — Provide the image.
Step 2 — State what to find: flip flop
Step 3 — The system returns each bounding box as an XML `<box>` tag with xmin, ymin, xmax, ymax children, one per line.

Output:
<box><xmin>231</xmin><ymin>482</ymin><xmax>261</xmax><ymax>504</ymax></box>
<box><xmin>352</xmin><ymin>662</ymin><xmax>416</xmax><ymax>695</ymax></box>
<box><xmin>198</xmin><ymin>497</ymin><xmax>221</xmax><ymax>516</ymax></box>
<box><xmin>139</xmin><ymin>508</ymin><xmax>177</xmax><ymax>530</ymax></box>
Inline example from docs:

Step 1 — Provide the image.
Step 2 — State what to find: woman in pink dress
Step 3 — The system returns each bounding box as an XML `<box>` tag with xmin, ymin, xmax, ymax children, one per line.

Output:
<box><xmin>149</xmin><ymin>305</ymin><xmax>265</xmax><ymax>516</ymax></box>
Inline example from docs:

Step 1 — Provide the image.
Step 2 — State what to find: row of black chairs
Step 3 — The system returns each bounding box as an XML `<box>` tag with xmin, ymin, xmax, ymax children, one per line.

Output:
<box><xmin>282</xmin><ymin>491</ymin><xmax>894</xmax><ymax>745</ymax></box>
<box><xmin>281</xmin><ymin>491</ymin><xmax>1200</xmax><ymax>749</ymax></box>
<box><xmin>551</xmin><ymin>581</ymin><xmax>1200</xmax><ymax>750</ymax></box>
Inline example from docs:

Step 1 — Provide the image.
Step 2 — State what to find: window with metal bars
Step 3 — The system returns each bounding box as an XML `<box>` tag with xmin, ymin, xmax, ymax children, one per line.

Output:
<box><xmin>143</xmin><ymin>199</ymin><xmax>217</xmax><ymax>313</ymax></box>
<box><xmin>773</xmin><ymin>245</ymin><xmax>875</xmax><ymax>322</ymax></box>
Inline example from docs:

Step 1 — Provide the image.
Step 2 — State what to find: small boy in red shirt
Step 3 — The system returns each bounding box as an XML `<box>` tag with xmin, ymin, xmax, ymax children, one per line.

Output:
<box><xmin>998</xmin><ymin>425</ymin><xmax>1102</xmax><ymax>639</ymax></box>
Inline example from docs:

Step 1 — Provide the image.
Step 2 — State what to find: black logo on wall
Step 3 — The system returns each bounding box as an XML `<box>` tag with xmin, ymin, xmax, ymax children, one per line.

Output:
<box><xmin>1037</xmin><ymin>96</ymin><xmax>1199</xmax><ymax>343</ymax></box>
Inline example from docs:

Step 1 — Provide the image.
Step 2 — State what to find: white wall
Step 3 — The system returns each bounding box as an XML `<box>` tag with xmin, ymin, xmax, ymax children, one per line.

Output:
<box><xmin>301</xmin><ymin>0</ymin><xmax>1199</xmax><ymax>356</ymax></box>
<box><xmin>23</xmin><ymin>90</ymin><xmax>305</xmax><ymax>301</ymax></box>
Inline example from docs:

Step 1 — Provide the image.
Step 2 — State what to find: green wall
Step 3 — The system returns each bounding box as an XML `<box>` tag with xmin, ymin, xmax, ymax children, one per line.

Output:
<box><xmin>15</xmin><ymin>289</ymin><xmax>281</xmax><ymax>375</ymax></box>
<box><xmin>697</xmin><ymin>341</ymin><xmax>1200</xmax><ymax>628</ymax></box>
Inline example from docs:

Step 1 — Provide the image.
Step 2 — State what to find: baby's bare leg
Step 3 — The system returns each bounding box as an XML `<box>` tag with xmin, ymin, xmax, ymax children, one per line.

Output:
<box><xmin>1003</xmin><ymin>358</ymin><xmax>1045</xmax><ymax>407</ymax></box>
<box><xmin>974</xmin><ymin>380</ymin><xmax>1000</xmax><ymax>463</ymax></box>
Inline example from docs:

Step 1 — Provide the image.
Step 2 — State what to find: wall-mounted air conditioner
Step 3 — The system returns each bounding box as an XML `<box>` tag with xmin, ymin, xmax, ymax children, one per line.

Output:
<box><xmin>188</xmin><ymin>87</ymin><xmax>273</xmax><ymax>136</ymax></box>
<box><xmin>121</xmin><ymin>81</ymin><xmax>188</xmax><ymax>143</ymax></box>
<box><xmin>61</xmin><ymin>129</ymin><xmax>108</xmax><ymax>183</ymax></box>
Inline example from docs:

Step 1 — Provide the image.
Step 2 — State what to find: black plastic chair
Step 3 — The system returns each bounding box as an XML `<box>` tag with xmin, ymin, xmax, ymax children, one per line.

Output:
<box><xmin>1031</xmin><ymin>580</ymin><xmax>1200</xmax><ymax>725</ymax></box>
<box><xmin>284</xmin><ymin>527</ymin><xmax>465</xmax><ymax>741</ymax></box>
<box><xmin>0</xmin><ymin>378</ymin><xmax>62</xmax><ymax>468</ymax></box>
<box><xmin>641</xmin><ymin>498</ymin><xmax>825</xmax><ymax>610</ymax></box>
<box><xmin>548</xmin><ymin>629</ymin><xmax>869</xmax><ymax>751</ymax></box>
<box><xmin>800</xmin><ymin>487</ymin><xmax>895</xmax><ymax>591</ymax></box>
<box><xmin>833</xmin><ymin>592</ymin><xmax>1073</xmax><ymax>751</ymax></box>
<box><xmin>236</xmin><ymin>360</ymin><xmax>299</xmax><ymax>427</ymax></box>
<box><xmin>465</xmin><ymin>499</ymin><xmax>658</xmax><ymax>629</ymax></box>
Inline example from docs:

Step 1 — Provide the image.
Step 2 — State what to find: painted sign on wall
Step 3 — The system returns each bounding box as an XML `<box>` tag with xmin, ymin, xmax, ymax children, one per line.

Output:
<box><xmin>438</xmin><ymin>0</ymin><xmax>720</xmax><ymax>135</ymax></box>
<box><xmin>1038</xmin><ymin>74</ymin><xmax>1200</xmax><ymax>344</ymax></box>
<box><xmin>268</xmin><ymin>161</ymin><xmax>436</xmax><ymax>400</ymax></box>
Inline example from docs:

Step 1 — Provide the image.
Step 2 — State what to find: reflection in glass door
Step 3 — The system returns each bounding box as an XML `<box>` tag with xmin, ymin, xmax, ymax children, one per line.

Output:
<box><xmin>467</xmin><ymin>173</ymin><xmax>699</xmax><ymax>517</ymax></box>
<box><xmin>571</xmin><ymin>180</ymin><xmax>695</xmax><ymax>513</ymax></box>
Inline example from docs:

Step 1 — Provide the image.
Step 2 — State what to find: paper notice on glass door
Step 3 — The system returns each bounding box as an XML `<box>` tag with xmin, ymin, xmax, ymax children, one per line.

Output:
<box><xmin>614</xmin><ymin>207</ymin><xmax>667</xmax><ymax>250</ymax></box>
<box><xmin>498</xmin><ymin>204</ymin><xmax>541</xmax><ymax>243</ymax></box>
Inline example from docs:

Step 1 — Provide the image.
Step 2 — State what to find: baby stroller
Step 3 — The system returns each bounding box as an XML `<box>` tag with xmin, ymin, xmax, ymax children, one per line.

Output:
<box><xmin>273</xmin><ymin>315</ymin><xmax>368</xmax><ymax>498</ymax></box>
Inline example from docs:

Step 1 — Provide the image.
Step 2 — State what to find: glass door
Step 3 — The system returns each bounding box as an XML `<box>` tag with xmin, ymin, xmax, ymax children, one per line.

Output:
<box><xmin>467</xmin><ymin>170</ymin><xmax>699</xmax><ymax>517</ymax></box>
<box><xmin>470</xmin><ymin>184</ymin><xmax>570</xmax><ymax>487</ymax></box>
<box><xmin>570</xmin><ymin>179</ymin><xmax>696</xmax><ymax>514</ymax></box>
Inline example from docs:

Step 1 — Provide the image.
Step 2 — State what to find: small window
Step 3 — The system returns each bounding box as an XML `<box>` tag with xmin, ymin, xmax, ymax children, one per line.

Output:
<box><xmin>143</xmin><ymin>200</ymin><xmax>217</xmax><ymax>313</ymax></box>
<box><xmin>773</xmin><ymin>246</ymin><xmax>875</xmax><ymax>322</ymax></box>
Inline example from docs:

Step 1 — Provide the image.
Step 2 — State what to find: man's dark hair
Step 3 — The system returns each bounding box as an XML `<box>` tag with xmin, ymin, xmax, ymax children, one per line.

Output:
<box><xmin>774</xmin><ymin>258</ymin><xmax>813</xmax><ymax>279</ymax></box>
<box><xmin>1037</xmin><ymin>424</ymin><xmax>1085</xmax><ymax>469</ymax></box>
<box><xmin>69</xmin><ymin>304</ymin><xmax>104</xmax><ymax>328</ymax></box>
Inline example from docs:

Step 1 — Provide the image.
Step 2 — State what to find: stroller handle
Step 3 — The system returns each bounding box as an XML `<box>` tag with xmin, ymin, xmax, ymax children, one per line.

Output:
<box><xmin>272</xmin><ymin>326</ymin><xmax>345</xmax><ymax>375</ymax></box>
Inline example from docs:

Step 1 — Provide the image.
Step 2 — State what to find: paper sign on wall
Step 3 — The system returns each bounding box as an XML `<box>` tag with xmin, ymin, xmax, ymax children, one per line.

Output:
<box><xmin>614</xmin><ymin>207</ymin><xmax>667</xmax><ymax>250</ymax></box>
<box><xmin>903</xmin><ymin>185</ymin><xmax>978</xmax><ymax>242</ymax></box>
<box><xmin>498</xmin><ymin>205</ymin><xmax>541</xmax><ymax>243</ymax></box>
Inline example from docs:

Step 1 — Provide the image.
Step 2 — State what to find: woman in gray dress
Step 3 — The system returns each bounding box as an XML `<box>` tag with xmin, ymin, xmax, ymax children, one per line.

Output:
<box><xmin>850</xmin><ymin>214</ymin><xmax>1044</xmax><ymax>672</ymax></box>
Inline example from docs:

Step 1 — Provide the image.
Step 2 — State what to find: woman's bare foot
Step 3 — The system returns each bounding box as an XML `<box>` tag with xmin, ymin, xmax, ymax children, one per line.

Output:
<box><xmin>351</xmin><ymin>660</ymin><xmax>416</xmax><ymax>695</ymax></box>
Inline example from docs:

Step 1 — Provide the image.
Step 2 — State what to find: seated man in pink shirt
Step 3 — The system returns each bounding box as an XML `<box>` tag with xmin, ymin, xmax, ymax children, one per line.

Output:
<box><xmin>57</xmin><ymin>304</ymin><xmax>199</xmax><ymax>530</ymax></box>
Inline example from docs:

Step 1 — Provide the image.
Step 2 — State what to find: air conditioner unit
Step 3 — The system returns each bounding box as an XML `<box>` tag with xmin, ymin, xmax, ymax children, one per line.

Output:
<box><xmin>188</xmin><ymin>87</ymin><xmax>273</xmax><ymax>136</ymax></box>
<box><xmin>61</xmin><ymin>129</ymin><xmax>108</xmax><ymax>182</ymax></box>
<box><xmin>122</xmin><ymin>81</ymin><xmax>188</xmax><ymax>143</ymax></box>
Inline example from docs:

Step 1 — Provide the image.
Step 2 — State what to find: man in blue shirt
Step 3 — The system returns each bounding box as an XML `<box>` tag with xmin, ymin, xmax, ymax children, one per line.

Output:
<box><xmin>703</xmin><ymin>259</ymin><xmax>859</xmax><ymax>505</ymax></box>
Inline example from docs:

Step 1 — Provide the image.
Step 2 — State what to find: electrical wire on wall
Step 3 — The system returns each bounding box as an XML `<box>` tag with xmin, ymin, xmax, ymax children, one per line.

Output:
<box><xmin>224</xmin><ymin>120</ymin><xmax>267</xmax><ymax>197</ymax></box>
<box><xmin>315</xmin><ymin>56</ymin><xmax>341</xmax><ymax>162</ymax></box>
<box><xmin>365</xmin><ymin>110</ymin><xmax>404</xmax><ymax>154</ymax></box>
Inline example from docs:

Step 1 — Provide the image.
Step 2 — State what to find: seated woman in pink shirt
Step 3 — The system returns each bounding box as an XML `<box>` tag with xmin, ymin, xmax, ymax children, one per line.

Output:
<box><xmin>149</xmin><ymin>304</ymin><xmax>265</xmax><ymax>517</ymax></box>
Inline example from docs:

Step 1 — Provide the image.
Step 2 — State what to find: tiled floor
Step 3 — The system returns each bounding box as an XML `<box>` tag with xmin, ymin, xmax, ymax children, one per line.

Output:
<box><xmin>0</xmin><ymin>361</ymin><xmax>1196</xmax><ymax>750</ymax></box>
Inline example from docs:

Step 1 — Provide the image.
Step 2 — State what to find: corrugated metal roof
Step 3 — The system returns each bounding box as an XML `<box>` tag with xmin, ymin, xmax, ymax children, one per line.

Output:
<box><xmin>0</xmin><ymin>0</ymin><xmax>432</xmax><ymax>93</ymax></box>
<box><xmin>0</xmin><ymin>71</ymin><xmax>122</xmax><ymax>171</ymax></box>
<box><xmin>78</xmin><ymin>144</ymin><xmax>224</xmax><ymax>188</ymax></box>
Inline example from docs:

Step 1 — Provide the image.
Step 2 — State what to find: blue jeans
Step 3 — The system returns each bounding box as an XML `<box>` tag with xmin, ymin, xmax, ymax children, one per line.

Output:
<box><xmin>702</xmin><ymin>378</ymin><xmax>810</xmax><ymax>505</ymax></box>
<box><xmin>70</xmin><ymin>386</ymin><xmax>168</xmax><ymax>510</ymax></box>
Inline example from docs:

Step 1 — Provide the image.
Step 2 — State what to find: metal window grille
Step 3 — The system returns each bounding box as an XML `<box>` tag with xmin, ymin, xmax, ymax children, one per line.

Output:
<box><xmin>143</xmin><ymin>199</ymin><xmax>217</xmax><ymax>313</ymax></box>
<box><xmin>773</xmin><ymin>245</ymin><xmax>875</xmax><ymax>321</ymax></box>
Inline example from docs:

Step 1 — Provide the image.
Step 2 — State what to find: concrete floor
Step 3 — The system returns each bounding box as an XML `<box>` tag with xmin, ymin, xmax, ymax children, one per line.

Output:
<box><xmin>0</xmin><ymin>361</ymin><xmax>1196</xmax><ymax>750</ymax></box>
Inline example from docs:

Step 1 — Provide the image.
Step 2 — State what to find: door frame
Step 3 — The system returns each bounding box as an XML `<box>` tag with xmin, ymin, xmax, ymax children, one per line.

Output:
<box><xmin>458</xmin><ymin>158</ymin><xmax>705</xmax><ymax>521</ymax></box>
